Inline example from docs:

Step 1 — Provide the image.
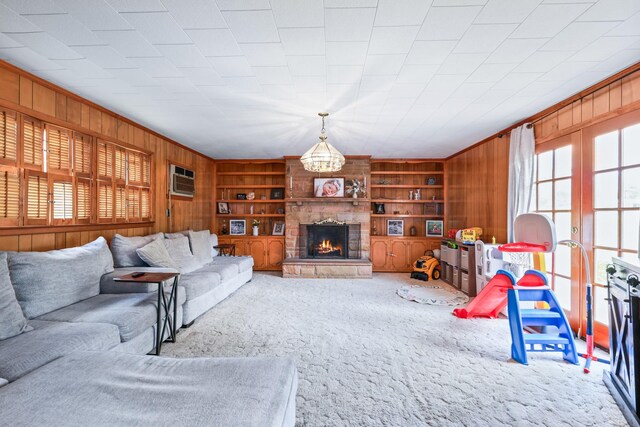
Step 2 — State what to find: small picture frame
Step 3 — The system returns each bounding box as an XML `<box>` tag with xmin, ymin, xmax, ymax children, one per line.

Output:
<box><xmin>374</xmin><ymin>203</ymin><xmax>385</xmax><ymax>215</ymax></box>
<box><xmin>426</xmin><ymin>220</ymin><xmax>443</xmax><ymax>237</ymax></box>
<box><xmin>230</xmin><ymin>219</ymin><xmax>246</xmax><ymax>235</ymax></box>
<box><xmin>270</xmin><ymin>188</ymin><xmax>284</xmax><ymax>199</ymax></box>
<box><xmin>236</xmin><ymin>193</ymin><xmax>247</xmax><ymax>200</ymax></box>
<box><xmin>272</xmin><ymin>222</ymin><xmax>285</xmax><ymax>236</ymax></box>
<box><xmin>387</xmin><ymin>219</ymin><xmax>404</xmax><ymax>236</ymax></box>
<box><xmin>314</xmin><ymin>177</ymin><xmax>345</xmax><ymax>198</ymax></box>
<box><xmin>217</xmin><ymin>202</ymin><xmax>229</xmax><ymax>214</ymax></box>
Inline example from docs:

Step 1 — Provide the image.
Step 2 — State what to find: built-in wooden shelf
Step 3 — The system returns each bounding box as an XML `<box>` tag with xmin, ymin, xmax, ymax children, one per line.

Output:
<box><xmin>370</xmin><ymin>199</ymin><xmax>444</xmax><ymax>203</ymax></box>
<box><xmin>286</xmin><ymin>197</ymin><xmax>369</xmax><ymax>206</ymax></box>
<box><xmin>371</xmin><ymin>214</ymin><xmax>444</xmax><ymax>218</ymax></box>
<box><xmin>218</xmin><ymin>214</ymin><xmax>285</xmax><ymax>218</ymax></box>
<box><xmin>370</xmin><ymin>184</ymin><xmax>443</xmax><ymax>189</ymax></box>
<box><xmin>216</xmin><ymin>199</ymin><xmax>285</xmax><ymax>203</ymax></box>
<box><xmin>371</xmin><ymin>171</ymin><xmax>445</xmax><ymax>175</ymax></box>
<box><xmin>216</xmin><ymin>185</ymin><xmax>283</xmax><ymax>189</ymax></box>
<box><xmin>217</xmin><ymin>172</ymin><xmax>284</xmax><ymax>176</ymax></box>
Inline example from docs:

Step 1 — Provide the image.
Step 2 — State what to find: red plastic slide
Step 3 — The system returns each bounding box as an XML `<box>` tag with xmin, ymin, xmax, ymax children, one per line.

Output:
<box><xmin>452</xmin><ymin>270</ymin><xmax>516</xmax><ymax>319</ymax></box>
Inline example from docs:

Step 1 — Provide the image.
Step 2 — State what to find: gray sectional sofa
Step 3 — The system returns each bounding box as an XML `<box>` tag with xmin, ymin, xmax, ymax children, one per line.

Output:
<box><xmin>0</xmin><ymin>231</ymin><xmax>297</xmax><ymax>426</ymax></box>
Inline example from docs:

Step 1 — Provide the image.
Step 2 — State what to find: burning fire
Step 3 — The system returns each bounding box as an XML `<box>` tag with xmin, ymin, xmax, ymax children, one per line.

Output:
<box><xmin>316</xmin><ymin>239</ymin><xmax>342</xmax><ymax>255</ymax></box>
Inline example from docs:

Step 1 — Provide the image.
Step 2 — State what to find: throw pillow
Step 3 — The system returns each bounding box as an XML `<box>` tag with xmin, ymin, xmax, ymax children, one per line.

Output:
<box><xmin>188</xmin><ymin>230</ymin><xmax>213</xmax><ymax>264</ymax></box>
<box><xmin>164</xmin><ymin>231</ymin><xmax>189</xmax><ymax>239</ymax></box>
<box><xmin>110</xmin><ymin>233</ymin><xmax>164</xmax><ymax>267</ymax></box>
<box><xmin>136</xmin><ymin>239</ymin><xmax>179</xmax><ymax>269</ymax></box>
<box><xmin>0</xmin><ymin>253</ymin><xmax>32</xmax><ymax>340</ymax></box>
<box><xmin>163</xmin><ymin>235</ymin><xmax>202</xmax><ymax>273</ymax></box>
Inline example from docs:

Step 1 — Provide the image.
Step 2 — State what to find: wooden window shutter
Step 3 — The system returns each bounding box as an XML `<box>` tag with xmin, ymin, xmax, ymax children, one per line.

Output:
<box><xmin>75</xmin><ymin>178</ymin><xmax>91</xmax><ymax>223</ymax></box>
<box><xmin>141</xmin><ymin>187</ymin><xmax>151</xmax><ymax>220</ymax></box>
<box><xmin>45</xmin><ymin>125</ymin><xmax>71</xmax><ymax>175</ymax></box>
<box><xmin>51</xmin><ymin>176</ymin><xmax>73</xmax><ymax>225</ymax></box>
<box><xmin>25</xmin><ymin>171</ymin><xmax>48</xmax><ymax>225</ymax></box>
<box><xmin>142</xmin><ymin>154</ymin><xmax>151</xmax><ymax>186</ymax></box>
<box><xmin>74</xmin><ymin>132</ymin><xmax>92</xmax><ymax>178</ymax></box>
<box><xmin>0</xmin><ymin>166</ymin><xmax>20</xmax><ymax>226</ymax></box>
<box><xmin>0</xmin><ymin>109</ymin><xmax>18</xmax><ymax>165</ymax></box>
<box><xmin>22</xmin><ymin>117</ymin><xmax>44</xmax><ymax>170</ymax></box>
<box><xmin>97</xmin><ymin>140</ymin><xmax>114</xmax><ymax>180</ymax></box>
<box><xmin>127</xmin><ymin>187</ymin><xmax>140</xmax><ymax>221</ymax></box>
<box><xmin>97</xmin><ymin>181</ymin><xmax>113</xmax><ymax>222</ymax></box>
<box><xmin>127</xmin><ymin>151</ymin><xmax>142</xmax><ymax>185</ymax></box>
<box><xmin>115</xmin><ymin>184</ymin><xmax>126</xmax><ymax>222</ymax></box>
<box><xmin>115</xmin><ymin>147</ymin><xmax>126</xmax><ymax>182</ymax></box>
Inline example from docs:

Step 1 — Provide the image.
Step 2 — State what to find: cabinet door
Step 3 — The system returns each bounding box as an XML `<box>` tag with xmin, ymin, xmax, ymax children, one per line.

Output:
<box><xmin>390</xmin><ymin>240</ymin><xmax>409</xmax><ymax>270</ymax></box>
<box><xmin>408</xmin><ymin>240</ymin><xmax>429</xmax><ymax>263</ymax></box>
<box><xmin>371</xmin><ymin>239</ymin><xmax>388</xmax><ymax>270</ymax></box>
<box><xmin>248</xmin><ymin>238</ymin><xmax>267</xmax><ymax>269</ymax></box>
<box><xmin>267</xmin><ymin>238</ymin><xmax>284</xmax><ymax>269</ymax></box>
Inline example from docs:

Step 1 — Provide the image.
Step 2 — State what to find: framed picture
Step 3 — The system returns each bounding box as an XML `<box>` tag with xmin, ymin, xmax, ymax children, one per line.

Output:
<box><xmin>270</xmin><ymin>188</ymin><xmax>284</xmax><ymax>199</ymax></box>
<box><xmin>236</xmin><ymin>193</ymin><xmax>247</xmax><ymax>200</ymax></box>
<box><xmin>272</xmin><ymin>222</ymin><xmax>285</xmax><ymax>236</ymax></box>
<box><xmin>387</xmin><ymin>219</ymin><xmax>404</xmax><ymax>236</ymax></box>
<box><xmin>374</xmin><ymin>203</ymin><xmax>385</xmax><ymax>214</ymax></box>
<box><xmin>230</xmin><ymin>219</ymin><xmax>246</xmax><ymax>235</ymax></box>
<box><xmin>314</xmin><ymin>177</ymin><xmax>344</xmax><ymax>198</ymax></box>
<box><xmin>426</xmin><ymin>220</ymin><xmax>443</xmax><ymax>237</ymax></box>
<box><xmin>217</xmin><ymin>202</ymin><xmax>229</xmax><ymax>214</ymax></box>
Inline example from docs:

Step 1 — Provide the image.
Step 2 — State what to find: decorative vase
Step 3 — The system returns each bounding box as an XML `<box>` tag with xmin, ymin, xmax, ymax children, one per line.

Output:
<box><xmin>410</xmin><ymin>226</ymin><xmax>417</xmax><ymax>236</ymax></box>
<box><xmin>353</xmin><ymin>192</ymin><xmax>358</xmax><ymax>199</ymax></box>
<box><xmin>253</xmin><ymin>226</ymin><xmax>259</xmax><ymax>236</ymax></box>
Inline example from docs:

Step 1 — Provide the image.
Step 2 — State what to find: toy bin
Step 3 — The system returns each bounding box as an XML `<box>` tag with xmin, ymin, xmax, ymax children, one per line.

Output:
<box><xmin>461</xmin><ymin>272</ymin><xmax>469</xmax><ymax>294</ymax></box>
<box><xmin>460</xmin><ymin>248</ymin><xmax>469</xmax><ymax>270</ymax></box>
<box><xmin>452</xmin><ymin>267</ymin><xmax>459</xmax><ymax>288</ymax></box>
<box><xmin>440</xmin><ymin>244</ymin><xmax>448</xmax><ymax>262</ymax></box>
<box><xmin>447</xmin><ymin>247</ymin><xmax>459</xmax><ymax>268</ymax></box>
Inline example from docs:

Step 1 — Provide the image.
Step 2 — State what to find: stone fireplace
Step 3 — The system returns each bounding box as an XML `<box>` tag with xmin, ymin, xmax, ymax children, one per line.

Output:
<box><xmin>282</xmin><ymin>156</ymin><xmax>372</xmax><ymax>278</ymax></box>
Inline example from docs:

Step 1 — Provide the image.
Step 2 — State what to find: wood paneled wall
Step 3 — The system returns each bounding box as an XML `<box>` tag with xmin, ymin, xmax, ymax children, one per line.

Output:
<box><xmin>0</xmin><ymin>60</ymin><xmax>215</xmax><ymax>252</ymax></box>
<box><xmin>446</xmin><ymin>64</ymin><xmax>640</xmax><ymax>243</ymax></box>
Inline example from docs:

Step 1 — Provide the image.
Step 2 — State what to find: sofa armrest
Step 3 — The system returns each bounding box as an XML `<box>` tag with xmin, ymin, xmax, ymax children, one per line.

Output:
<box><xmin>101</xmin><ymin>267</ymin><xmax>180</xmax><ymax>294</ymax></box>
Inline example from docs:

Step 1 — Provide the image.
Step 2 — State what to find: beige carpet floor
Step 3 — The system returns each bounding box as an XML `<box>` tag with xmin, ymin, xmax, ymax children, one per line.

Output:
<box><xmin>163</xmin><ymin>272</ymin><xmax>626</xmax><ymax>427</ymax></box>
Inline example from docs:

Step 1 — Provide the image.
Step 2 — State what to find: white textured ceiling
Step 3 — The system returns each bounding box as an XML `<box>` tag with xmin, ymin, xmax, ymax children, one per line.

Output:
<box><xmin>1</xmin><ymin>0</ymin><xmax>640</xmax><ymax>159</ymax></box>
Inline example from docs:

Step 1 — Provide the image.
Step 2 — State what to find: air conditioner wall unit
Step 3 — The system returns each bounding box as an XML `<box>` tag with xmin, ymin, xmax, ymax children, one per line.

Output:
<box><xmin>169</xmin><ymin>164</ymin><xmax>195</xmax><ymax>198</ymax></box>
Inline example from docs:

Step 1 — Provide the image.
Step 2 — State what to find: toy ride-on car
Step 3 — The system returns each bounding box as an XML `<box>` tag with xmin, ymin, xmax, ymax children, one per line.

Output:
<box><xmin>410</xmin><ymin>251</ymin><xmax>441</xmax><ymax>281</ymax></box>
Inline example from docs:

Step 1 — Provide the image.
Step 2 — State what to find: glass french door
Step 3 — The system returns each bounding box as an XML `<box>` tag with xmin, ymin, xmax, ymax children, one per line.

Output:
<box><xmin>533</xmin><ymin>132</ymin><xmax>583</xmax><ymax>332</ymax></box>
<box><xmin>584</xmin><ymin>111</ymin><xmax>640</xmax><ymax>348</ymax></box>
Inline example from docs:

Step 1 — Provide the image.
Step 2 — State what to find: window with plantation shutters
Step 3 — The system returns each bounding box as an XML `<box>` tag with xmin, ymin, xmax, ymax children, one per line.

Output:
<box><xmin>97</xmin><ymin>181</ymin><xmax>113</xmax><ymax>222</ymax></box>
<box><xmin>23</xmin><ymin>117</ymin><xmax>44</xmax><ymax>170</ymax></box>
<box><xmin>127</xmin><ymin>187</ymin><xmax>140</xmax><ymax>221</ymax></box>
<box><xmin>0</xmin><ymin>166</ymin><xmax>19</xmax><ymax>226</ymax></box>
<box><xmin>52</xmin><ymin>177</ymin><xmax>73</xmax><ymax>224</ymax></box>
<box><xmin>115</xmin><ymin>185</ymin><xmax>126</xmax><ymax>222</ymax></box>
<box><xmin>45</xmin><ymin>125</ymin><xmax>71</xmax><ymax>175</ymax></box>
<box><xmin>75</xmin><ymin>178</ymin><xmax>91</xmax><ymax>223</ymax></box>
<box><xmin>142</xmin><ymin>155</ymin><xmax>150</xmax><ymax>185</ymax></box>
<box><xmin>74</xmin><ymin>132</ymin><xmax>92</xmax><ymax>178</ymax></box>
<box><xmin>0</xmin><ymin>109</ymin><xmax>17</xmax><ymax>165</ymax></box>
<box><xmin>25</xmin><ymin>171</ymin><xmax>48</xmax><ymax>225</ymax></box>
<box><xmin>128</xmin><ymin>151</ymin><xmax>142</xmax><ymax>185</ymax></box>
<box><xmin>141</xmin><ymin>188</ymin><xmax>151</xmax><ymax>220</ymax></box>
<box><xmin>97</xmin><ymin>140</ymin><xmax>113</xmax><ymax>180</ymax></box>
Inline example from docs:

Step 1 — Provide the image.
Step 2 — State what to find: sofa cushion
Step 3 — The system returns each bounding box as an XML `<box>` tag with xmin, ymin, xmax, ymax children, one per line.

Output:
<box><xmin>136</xmin><ymin>238</ymin><xmax>179</xmax><ymax>269</ymax></box>
<box><xmin>164</xmin><ymin>235</ymin><xmax>202</xmax><ymax>274</ymax></box>
<box><xmin>164</xmin><ymin>231</ymin><xmax>188</xmax><ymax>239</ymax></box>
<box><xmin>198</xmin><ymin>261</ymin><xmax>239</xmax><ymax>282</ymax></box>
<box><xmin>110</xmin><ymin>233</ymin><xmax>164</xmax><ymax>268</ymax></box>
<box><xmin>179</xmin><ymin>270</ymin><xmax>221</xmax><ymax>300</ymax></box>
<box><xmin>206</xmin><ymin>256</ymin><xmax>254</xmax><ymax>275</ymax></box>
<box><xmin>37</xmin><ymin>291</ymin><xmax>186</xmax><ymax>343</ymax></box>
<box><xmin>0</xmin><ymin>351</ymin><xmax>298</xmax><ymax>427</ymax></box>
<box><xmin>0</xmin><ymin>320</ymin><xmax>120</xmax><ymax>382</ymax></box>
<box><xmin>188</xmin><ymin>230</ymin><xmax>213</xmax><ymax>264</ymax></box>
<box><xmin>0</xmin><ymin>253</ymin><xmax>31</xmax><ymax>340</ymax></box>
<box><xmin>6</xmin><ymin>237</ymin><xmax>114</xmax><ymax>319</ymax></box>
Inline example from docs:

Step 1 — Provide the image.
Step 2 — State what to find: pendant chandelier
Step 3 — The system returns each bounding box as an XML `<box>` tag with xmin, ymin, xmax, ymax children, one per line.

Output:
<box><xmin>300</xmin><ymin>112</ymin><xmax>345</xmax><ymax>173</ymax></box>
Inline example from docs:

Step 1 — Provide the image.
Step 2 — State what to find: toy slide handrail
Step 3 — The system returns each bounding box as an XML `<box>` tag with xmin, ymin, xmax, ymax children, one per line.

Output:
<box><xmin>498</xmin><ymin>242</ymin><xmax>547</xmax><ymax>253</ymax></box>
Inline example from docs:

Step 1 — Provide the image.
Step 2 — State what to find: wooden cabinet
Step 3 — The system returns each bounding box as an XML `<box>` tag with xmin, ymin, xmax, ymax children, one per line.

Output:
<box><xmin>371</xmin><ymin>237</ymin><xmax>440</xmax><ymax>272</ymax></box>
<box><xmin>217</xmin><ymin>236</ymin><xmax>285</xmax><ymax>271</ymax></box>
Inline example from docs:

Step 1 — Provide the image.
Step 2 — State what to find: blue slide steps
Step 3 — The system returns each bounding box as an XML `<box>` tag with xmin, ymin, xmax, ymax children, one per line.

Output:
<box><xmin>508</xmin><ymin>270</ymin><xmax>579</xmax><ymax>365</ymax></box>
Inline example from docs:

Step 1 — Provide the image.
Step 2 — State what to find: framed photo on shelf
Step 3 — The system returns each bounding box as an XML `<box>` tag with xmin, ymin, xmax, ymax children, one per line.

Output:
<box><xmin>314</xmin><ymin>177</ymin><xmax>344</xmax><ymax>198</ymax></box>
<box><xmin>229</xmin><ymin>219</ymin><xmax>246</xmax><ymax>235</ymax></box>
<box><xmin>270</xmin><ymin>188</ymin><xmax>285</xmax><ymax>199</ymax></box>
<box><xmin>236</xmin><ymin>193</ymin><xmax>247</xmax><ymax>200</ymax></box>
<box><xmin>217</xmin><ymin>202</ymin><xmax>229</xmax><ymax>214</ymax></box>
<box><xmin>272</xmin><ymin>222</ymin><xmax>285</xmax><ymax>236</ymax></box>
<box><xmin>387</xmin><ymin>219</ymin><xmax>404</xmax><ymax>236</ymax></box>
<box><xmin>426</xmin><ymin>220</ymin><xmax>443</xmax><ymax>237</ymax></box>
<box><xmin>373</xmin><ymin>203</ymin><xmax>385</xmax><ymax>214</ymax></box>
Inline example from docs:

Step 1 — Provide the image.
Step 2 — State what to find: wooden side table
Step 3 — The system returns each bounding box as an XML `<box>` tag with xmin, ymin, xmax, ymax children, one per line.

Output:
<box><xmin>113</xmin><ymin>272</ymin><xmax>180</xmax><ymax>356</ymax></box>
<box><xmin>214</xmin><ymin>243</ymin><xmax>236</xmax><ymax>256</ymax></box>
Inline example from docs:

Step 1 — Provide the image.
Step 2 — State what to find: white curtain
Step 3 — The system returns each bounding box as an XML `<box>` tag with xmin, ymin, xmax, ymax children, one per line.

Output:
<box><xmin>507</xmin><ymin>123</ymin><xmax>535</xmax><ymax>242</ymax></box>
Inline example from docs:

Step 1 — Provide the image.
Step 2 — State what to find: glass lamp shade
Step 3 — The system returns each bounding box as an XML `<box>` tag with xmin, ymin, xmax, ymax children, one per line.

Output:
<box><xmin>300</xmin><ymin>135</ymin><xmax>346</xmax><ymax>173</ymax></box>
